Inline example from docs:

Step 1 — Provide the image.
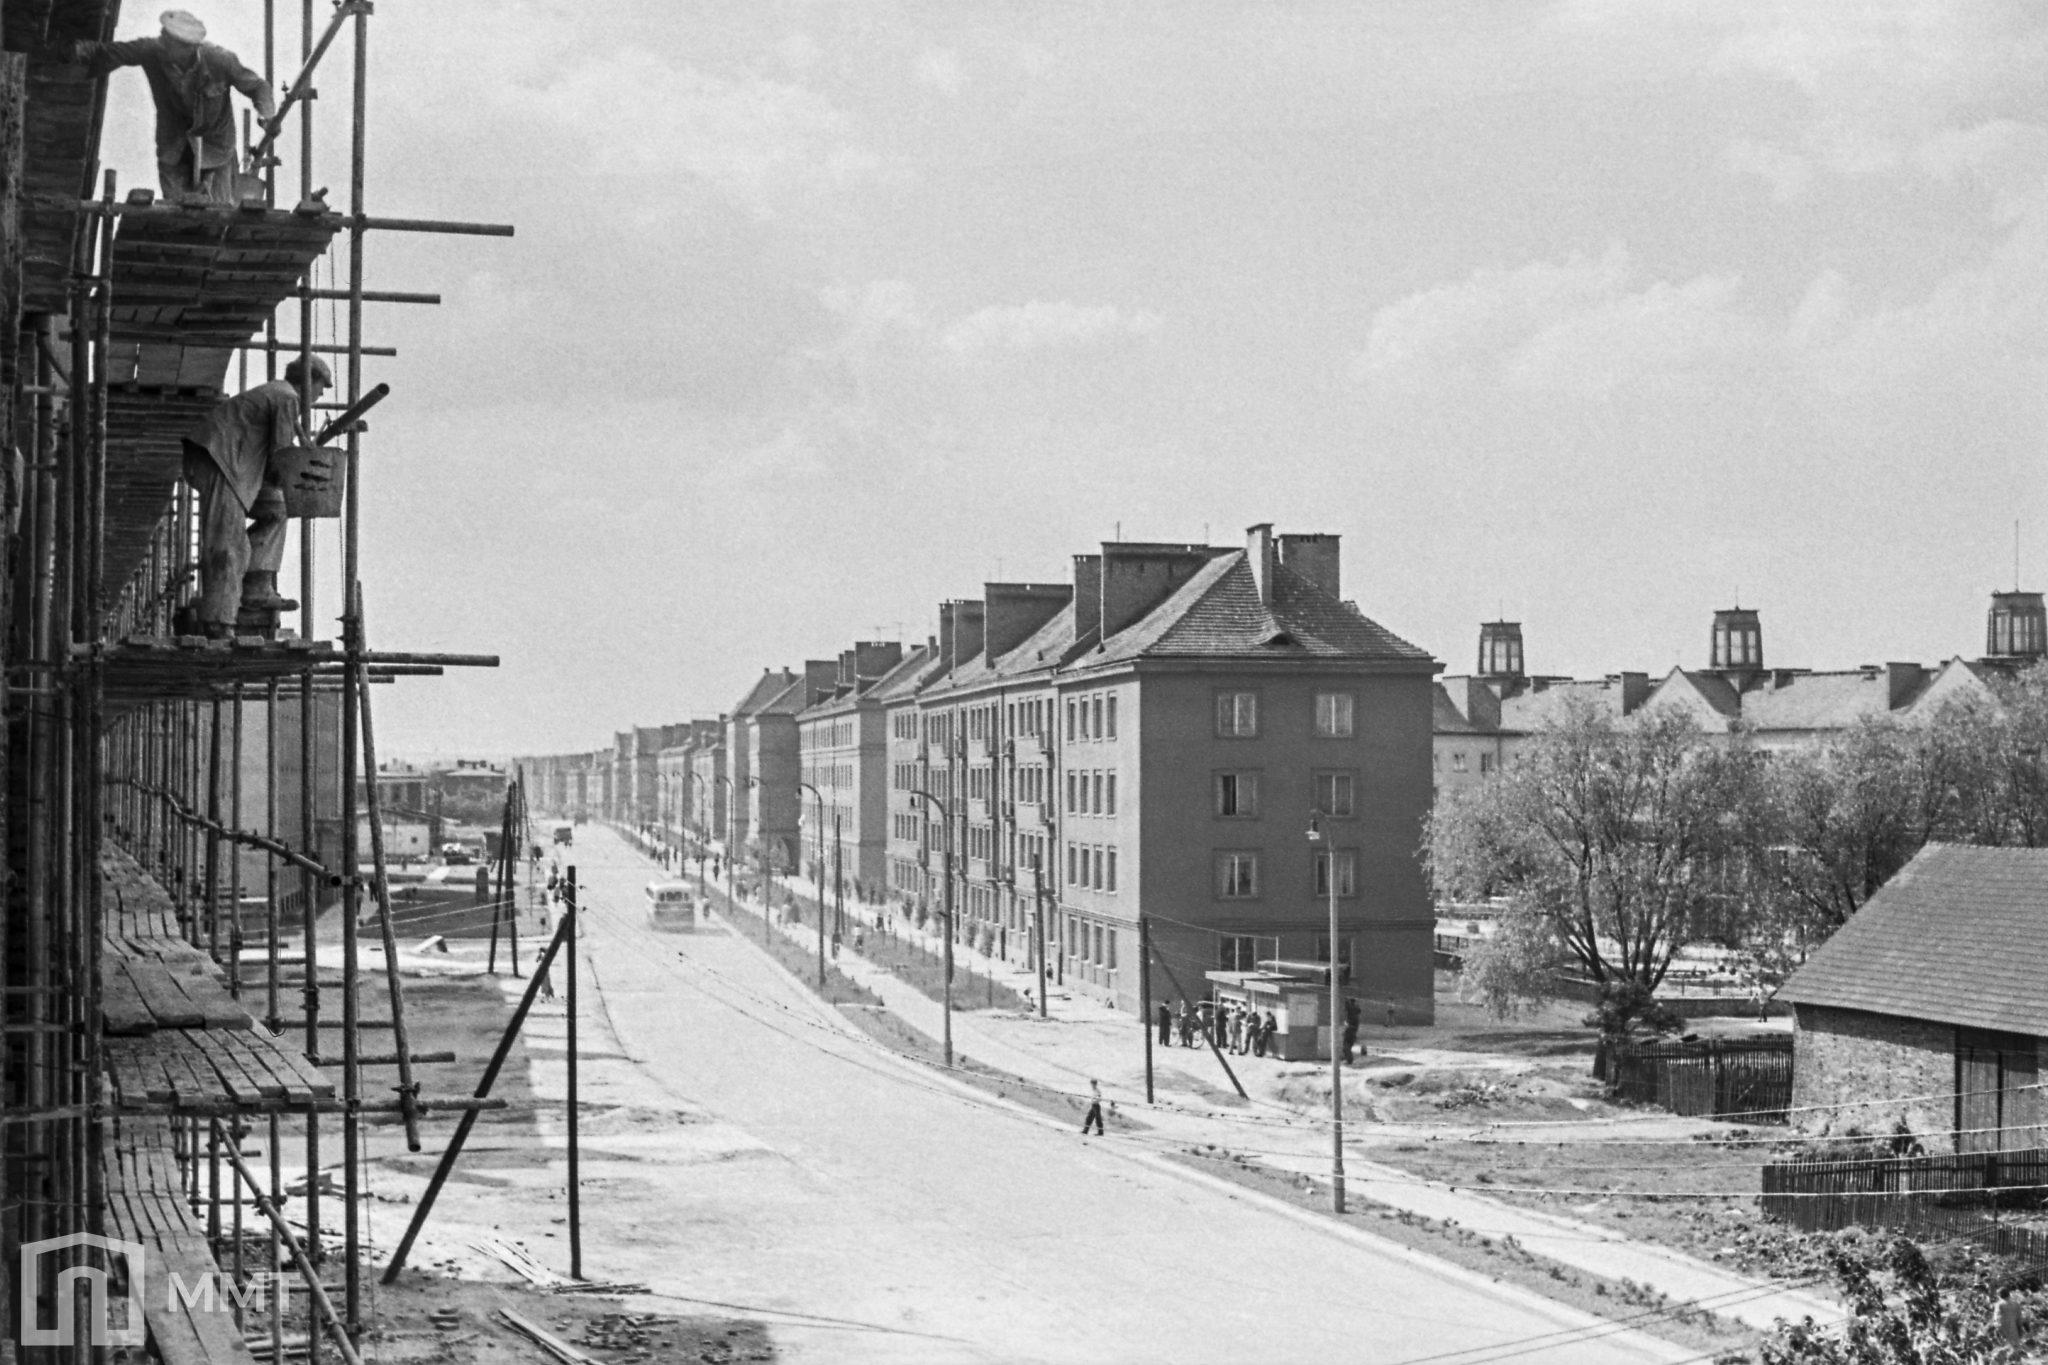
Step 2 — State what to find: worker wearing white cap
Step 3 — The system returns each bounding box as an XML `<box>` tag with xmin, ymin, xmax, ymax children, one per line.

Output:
<box><xmin>180</xmin><ymin>357</ymin><xmax>331</xmax><ymax>636</ymax></box>
<box><xmin>66</xmin><ymin>11</ymin><xmax>277</xmax><ymax>205</ymax></box>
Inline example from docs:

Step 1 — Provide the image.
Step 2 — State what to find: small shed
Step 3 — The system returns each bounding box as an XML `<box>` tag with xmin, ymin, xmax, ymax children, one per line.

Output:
<box><xmin>1780</xmin><ymin>843</ymin><xmax>2048</xmax><ymax>1153</ymax></box>
<box><xmin>1205</xmin><ymin>961</ymin><xmax>1346</xmax><ymax>1061</ymax></box>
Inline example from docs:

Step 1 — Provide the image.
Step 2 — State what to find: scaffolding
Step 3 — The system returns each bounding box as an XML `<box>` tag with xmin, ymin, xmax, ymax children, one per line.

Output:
<box><xmin>2</xmin><ymin>2</ymin><xmax>508</xmax><ymax>1361</ymax></box>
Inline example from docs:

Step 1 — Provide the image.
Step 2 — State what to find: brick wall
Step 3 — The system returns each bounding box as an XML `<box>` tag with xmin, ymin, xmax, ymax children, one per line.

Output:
<box><xmin>1791</xmin><ymin>1004</ymin><xmax>1955</xmax><ymax>1150</ymax></box>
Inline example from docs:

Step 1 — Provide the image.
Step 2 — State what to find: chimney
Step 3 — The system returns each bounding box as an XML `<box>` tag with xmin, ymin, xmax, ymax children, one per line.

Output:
<box><xmin>946</xmin><ymin>599</ymin><xmax>985</xmax><ymax>670</ymax></box>
<box><xmin>1277</xmin><ymin>533</ymin><xmax>1340</xmax><ymax>599</ymax></box>
<box><xmin>1477</xmin><ymin>621</ymin><xmax>1525</xmax><ymax>679</ymax></box>
<box><xmin>1611</xmin><ymin>672</ymin><xmax>1651</xmax><ymax>715</ymax></box>
<box><xmin>1885</xmin><ymin>661</ymin><xmax>1927</xmax><ymax>709</ymax></box>
<box><xmin>984</xmin><ymin>582</ymin><xmax>1073</xmax><ymax>659</ymax></box>
<box><xmin>853</xmin><ymin>640</ymin><xmax>902</xmax><ymax>680</ymax></box>
<box><xmin>1458</xmin><ymin>677</ymin><xmax>1502</xmax><ymax>729</ymax></box>
<box><xmin>1072</xmin><ymin>554</ymin><xmax>1103</xmax><ymax>641</ymax></box>
<box><xmin>1100</xmin><ymin>542</ymin><xmax>1216</xmax><ymax>638</ymax></box>
<box><xmin>1246</xmin><ymin>523</ymin><xmax>1275</xmax><ymax>606</ymax></box>
<box><xmin>803</xmin><ymin>659</ymin><xmax>837</xmax><ymax>701</ymax></box>
<box><xmin>938</xmin><ymin>607</ymin><xmax>957</xmax><ymax>672</ymax></box>
<box><xmin>838</xmin><ymin>649</ymin><xmax>857</xmax><ymax>688</ymax></box>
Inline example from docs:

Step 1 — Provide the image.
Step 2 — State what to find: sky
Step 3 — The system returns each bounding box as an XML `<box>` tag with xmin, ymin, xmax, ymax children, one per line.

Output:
<box><xmin>94</xmin><ymin>1</ymin><xmax>2048</xmax><ymax>758</ymax></box>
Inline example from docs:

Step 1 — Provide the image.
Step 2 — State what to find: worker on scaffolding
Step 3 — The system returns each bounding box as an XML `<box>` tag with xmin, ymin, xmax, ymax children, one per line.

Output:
<box><xmin>67</xmin><ymin>10</ymin><xmax>276</xmax><ymax>206</ymax></box>
<box><xmin>181</xmin><ymin>357</ymin><xmax>329</xmax><ymax>638</ymax></box>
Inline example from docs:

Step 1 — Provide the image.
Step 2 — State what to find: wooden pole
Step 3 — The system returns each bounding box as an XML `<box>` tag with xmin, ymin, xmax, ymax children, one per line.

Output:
<box><xmin>380</xmin><ymin>912</ymin><xmax>573</xmax><ymax>1282</ymax></box>
<box><xmin>1139</xmin><ymin>915</ymin><xmax>1155</xmax><ymax>1104</ymax></box>
<box><xmin>566</xmin><ymin>865</ymin><xmax>582</xmax><ymax>1279</ymax></box>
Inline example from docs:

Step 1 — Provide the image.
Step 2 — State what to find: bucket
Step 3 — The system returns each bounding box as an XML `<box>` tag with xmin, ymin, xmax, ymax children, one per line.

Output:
<box><xmin>272</xmin><ymin>444</ymin><xmax>343</xmax><ymax>518</ymax></box>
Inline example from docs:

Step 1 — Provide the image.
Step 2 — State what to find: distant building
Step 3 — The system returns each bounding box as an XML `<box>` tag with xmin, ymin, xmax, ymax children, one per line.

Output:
<box><xmin>796</xmin><ymin>643</ymin><xmax>907</xmax><ymax>898</ymax></box>
<box><xmin>1780</xmin><ymin>843</ymin><xmax>2047</xmax><ymax>1153</ymax></box>
<box><xmin>1431</xmin><ymin>591</ymin><xmax>2044</xmax><ymax>794</ymax></box>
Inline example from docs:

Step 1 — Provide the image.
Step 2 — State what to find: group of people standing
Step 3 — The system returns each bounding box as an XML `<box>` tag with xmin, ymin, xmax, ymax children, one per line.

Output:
<box><xmin>1154</xmin><ymin>995</ymin><xmax>1372</xmax><ymax>1064</ymax></box>
<box><xmin>1156</xmin><ymin>999</ymin><xmax>1282</xmax><ymax>1058</ymax></box>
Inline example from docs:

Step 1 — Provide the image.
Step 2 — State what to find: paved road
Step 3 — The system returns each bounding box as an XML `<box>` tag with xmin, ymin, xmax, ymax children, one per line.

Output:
<box><xmin>547</xmin><ymin>828</ymin><xmax>1686</xmax><ymax>1365</ymax></box>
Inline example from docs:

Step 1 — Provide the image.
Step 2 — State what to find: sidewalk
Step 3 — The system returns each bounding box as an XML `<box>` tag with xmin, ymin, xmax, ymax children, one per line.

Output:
<box><xmin>611</xmin><ymin>826</ymin><xmax>1838</xmax><ymax>1332</ymax></box>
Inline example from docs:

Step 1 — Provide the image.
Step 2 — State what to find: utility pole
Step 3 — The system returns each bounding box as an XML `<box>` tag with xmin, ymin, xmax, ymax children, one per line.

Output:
<box><xmin>911</xmin><ymin>787</ymin><xmax>955</xmax><ymax>1066</ymax></box>
<box><xmin>1309</xmin><ymin>816</ymin><xmax>1345</xmax><ymax>1213</ymax></box>
<box><xmin>1032</xmin><ymin>857</ymin><xmax>1047</xmax><ymax>1019</ymax></box>
<box><xmin>1139</xmin><ymin>915</ymin><xmax>1155</xmax><ymax>1104</ymax></box>
<box><xmin>565</xmin><ymin>865</ymin><xmax>582</xmax><ymax>1276</ymax></box>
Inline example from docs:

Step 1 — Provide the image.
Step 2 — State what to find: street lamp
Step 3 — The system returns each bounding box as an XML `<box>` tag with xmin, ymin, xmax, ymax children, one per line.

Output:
<box><xmin>909</xmin><ymin>787</ymin><xmax>955</xmax><ymax>1066</ymax></box>
<box><xmin>797</xmin><ymin>780</ymin><xmax>828</xmax><ymax>987</ymax></box>
<box><xmin>1308</xmin><ymin>814</ymin><xmax>1346</xmax><ymax>1214</ymax></box>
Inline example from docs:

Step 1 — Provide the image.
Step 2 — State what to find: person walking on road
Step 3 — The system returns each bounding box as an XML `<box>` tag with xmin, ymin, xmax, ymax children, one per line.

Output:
<box><xmin>1177</xmin><ymin>1000</ymin><xmax>1194</xmax><ymax>1048</ymax></box>
<box><xmin>1261</xmin><ymin>1010</ymin><xmax>1278</xmax><ymax>1058</ymax></box>
<box><xmin>1342</xmin><ymin>997</ymin><xmax>1362</xmax><ymax>1064</ymax></box>
<box><xmin>1156</xmin><ymin>1001</ymin><xmax>1173</xmax><ymax>1047</ymax></box>
<box><xmin>1080</xmin><ymin>1079</ymin><xmax>1105</xmax><ymax>1136</ymax></box>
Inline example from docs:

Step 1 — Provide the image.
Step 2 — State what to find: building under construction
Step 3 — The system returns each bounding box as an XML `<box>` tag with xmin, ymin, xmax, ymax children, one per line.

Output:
<box><xmin>0</xmin><ymin>2</ymin><xmax>507</xmax><ymax>1360</ymax></box>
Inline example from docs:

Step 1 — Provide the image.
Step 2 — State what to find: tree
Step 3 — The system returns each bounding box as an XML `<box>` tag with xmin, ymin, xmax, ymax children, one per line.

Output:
<box><xmin>1425</xmin><ymin>697</ymin><xmax>1758</xmax><ymax>994</ymax></box>
<box><xmin>1457</xmin><ymin>898</ymin><xmax>1562</xmax><ymax>1019</ymax></box>
<box><xmin>1757</xmin><ymin>1234</ymin><xmax>2028</xmax><ymax>1364</ymax></box>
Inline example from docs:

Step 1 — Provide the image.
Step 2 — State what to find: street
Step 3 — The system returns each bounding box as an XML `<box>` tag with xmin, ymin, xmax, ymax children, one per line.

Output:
<box><xmin>496</xmin><ymin>827</ymin><xmax>1691</xmax><ymax>1364</ymax></box>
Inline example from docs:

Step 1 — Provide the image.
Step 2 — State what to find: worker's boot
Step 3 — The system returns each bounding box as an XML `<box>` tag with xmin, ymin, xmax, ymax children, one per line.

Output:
<box><xmin>239</xmin><ymin>571</ymin><xmax>299</xmax><ymax>613</ymax></box>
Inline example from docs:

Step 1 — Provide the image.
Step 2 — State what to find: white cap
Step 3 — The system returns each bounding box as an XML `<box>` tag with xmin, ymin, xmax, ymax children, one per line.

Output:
<box><xmin>160</xmin><ymin>10</ymin><xmax>206</xmax><ymax>42</ymax></box>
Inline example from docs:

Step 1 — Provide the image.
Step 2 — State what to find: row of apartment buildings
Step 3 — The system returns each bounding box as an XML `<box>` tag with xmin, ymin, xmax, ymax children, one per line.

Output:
<box><xmin>520</xmin><ymin>524</ymin><xmax>1445</xmax><ymax>1021</ymax></box>
<box><xmin>1430</xmin><ymin>591</ymin><xmax>2048</xmax><ymax>799</ymax></box>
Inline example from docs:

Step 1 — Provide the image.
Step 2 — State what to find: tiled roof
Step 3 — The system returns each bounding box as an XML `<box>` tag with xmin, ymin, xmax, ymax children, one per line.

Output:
<box><xmin>1739</xmin><ymin>671</ymin><xmax>1916</xmax><ymax>732</ymax></box>
<box><xmin>869</xmin><ymin>645</ymin><xmax>944</xmax><ymax>706</ymax></box>
<box><xmin>756</xmin><ymin>678</ymin><xmax>814</xmax><ymax>717</ymax></box>
<box><xmin>1497</xmin><ymin>678</ymin><xmax>1639</xmax><ymax>732</ymax></box>
<box><xmin>731</xmin><ymin>670</ymin><xmax>798</xmax><ymax>718</ymax></box>
<box><xmin>1091</xmin><ymin>553</ymin><xmax>1431</xmax><ymax>667</ymax></box>
<box><xmin>1433</xmin><ymin>684</ymin><xmax>1486</xmax><ymax>734</ymax></box>
<box><xmin>1780</xmin><ymin>843</ymin><xmax>2048</xmax><ymax>1037</ymax></box>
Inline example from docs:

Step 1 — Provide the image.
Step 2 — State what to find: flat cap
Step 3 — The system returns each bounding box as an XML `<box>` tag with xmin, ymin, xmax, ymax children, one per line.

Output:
<box><xmin>159</xmin><ymin>10</ymin><xmax>206</xmax><ymax>42</ymax></box>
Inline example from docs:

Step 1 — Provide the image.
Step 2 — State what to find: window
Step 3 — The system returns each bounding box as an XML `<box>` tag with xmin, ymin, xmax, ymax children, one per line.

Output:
<box><xmin>1216</xmin><ymin>852</ymin><xmax>1259</xmax><ymax>898</ymax></box>
<box><xmin>1451</xmin><ymin>752</ymin><xmax>1467</xmax><ymax>773</ymax></box>
<box><xmin>1106</xmin><ymin>927</ymin><xmax>1117</xmax><ymax>969</ymax></box>
<box><xmin>1066</xmin><ymin>700</ymin><xmax>1077</xmax><ymax>741</ymax></box>
<box><xmin>1107</xmin><ymin>694</ymin><xmax>1118</xmax><ymax>739</ymax></box>
<box><xmin>1216</xmin><ymin>691</ymin><xmax>1259</xmax><ymax>737</ymax></box>
<box><xmin>1315</xmin><ymin>691</ymin><xmax>1355</xmax><ymax>737</ymax></box>
<box><xmin>1313</xmin><ymin>850</ymin><xmax>1357</xmax><ymax>898</ymax></box>
<box><xmin>1479</xmin><ymin>752</ymin><xmax>1494</xmax><ymax>775</ymax></box>
<box><xmin>1092</xmin><ymin>695</ymin><xmax>1104</xmax><ymax>738</ymax></box>
<box><xmin>1313</xmin><ymin>771</ymin><xmax>1355</xmax><ymax>818</ymax></box>
<box><xmin>1105</xmin><ymin>773</ymin><xmax>1117</xmax><ymax>816</ymax></box>
<box><xmin>1092</xmin><ymin>771</ymin><xmax>1104</xmax><ymax>814</ymax></box>
<box><xmin>1092</xmin><ymin>846</ymin><xmax>1105</xmax><ymax>889</ymax></box>
<box><xmin>1067</xmin><ymin>842</ymin><xmax>1077</xmax><ymax>883</ymax></box>
<box><xmin>1106</xmin><ymin>849</ymin><xmax>1118</xmax><ymax>892</ymax></box>
<box><xmin>1092</xmin><ymin>925</ymin><xmax>1104</xmax><ymax>965</ymax></box>
<box><xmin>1219</xmin><ymin>935</ymin><xmax>1259</xmax><ymax>972</ymax></box>
<box><xmin>1215</xmin><ymin>771</ymin><xmax>1260</xmax><ymax>818</ymax></box>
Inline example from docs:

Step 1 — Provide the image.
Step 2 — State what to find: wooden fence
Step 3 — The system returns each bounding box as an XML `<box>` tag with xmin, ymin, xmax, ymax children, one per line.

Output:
<box><xmin>1608</xmin><ymin>1036</ymin><xmax>1793</xmax><ymax>1122</ymax></box>
<box><xmin>1761</xmin><ymin>1146</ymin><xmax>2048</xmax><ymax>1266</ymax></box>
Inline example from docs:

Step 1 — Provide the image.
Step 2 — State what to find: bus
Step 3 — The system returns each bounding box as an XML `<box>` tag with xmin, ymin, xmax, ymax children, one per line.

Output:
<box><xmin>645</xmin><ymin>880</ymin><xmax>700</xmax><ymax>932</ymax></box>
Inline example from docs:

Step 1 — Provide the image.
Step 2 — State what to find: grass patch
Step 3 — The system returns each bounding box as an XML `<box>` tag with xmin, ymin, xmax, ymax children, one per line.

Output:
<box><xmin>1171</xmin><ymin>1148</ymin><xmax>1758</xmax><ymax>1359</ymax></box>
<box><xmin>777</xmin><ymin>885</ymin><xmax>1029</xmax><ymax>1013</ymax></box>
<box><xmin>710</xmin><ymin>888</ymin><xmax>884</xmax><ymax>1010</ymax></box>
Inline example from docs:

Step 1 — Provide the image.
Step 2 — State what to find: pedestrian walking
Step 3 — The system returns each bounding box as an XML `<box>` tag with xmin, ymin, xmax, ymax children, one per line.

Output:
<box><xmin>1750</xmin><ymin>981</ymin><xmax>1768</xmax><ymax>1023</ymax></box>
<box><xmin>831</xmin><ymin>932</ymin><xmax>841</xmax><ymax>960</ymax></box>
<box><xmin>1251</xmin><ymin>1007</ymin><xmax>1267</xmax><ymax>1058</ymax></box>
<box><xmin>1262</xmin><ymin>1010</ymin><xmax>1278</xmax><ymax>1057</ymax></box>
<box><xmin>1080</xmin><ymin>1079</ymin><xmax>1105</xmax><ymax>1136</ymax></box>
<box><xmin>1342</xmin><ymin>997</ymin><xmax>1361</xmax><ymax>1064</ymax></box>
<box><xmin>1156</xmin><ymin>1001</ymin><xmax>1173</xmax><ymax>1047</ymax></box>
<box><xmin>1177</xmin><ymin>1000</ymin><xmax>1194</xmax><ymax>1048</ymax></box>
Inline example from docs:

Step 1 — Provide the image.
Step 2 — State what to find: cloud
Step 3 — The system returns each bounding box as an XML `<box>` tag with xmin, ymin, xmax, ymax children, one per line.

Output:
<box><xmin>1356</xmin><ymin>245</ymin><xmax>1761</xmax><ymax>400</ymax></box>
<box><xmin>939</xmin><ymin>301</ymin><xmax>1163</xmax><ymax>357</ymax></box>
<box><xmin>913</xmin><ymin>46</ymin><xmax>965</xmax><ymax>96</ymax></box>
<box><xmin>1722</xmin><ymin>138</ymin><xmax>1812</xmax><ymax>201</ymax></box>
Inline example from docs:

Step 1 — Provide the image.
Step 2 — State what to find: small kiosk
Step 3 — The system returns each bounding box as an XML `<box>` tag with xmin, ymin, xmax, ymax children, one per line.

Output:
<box><xmin>1204</xmin><ymin>959</ymin><xmax>1348</xmax><ymax>1061</ymax></box>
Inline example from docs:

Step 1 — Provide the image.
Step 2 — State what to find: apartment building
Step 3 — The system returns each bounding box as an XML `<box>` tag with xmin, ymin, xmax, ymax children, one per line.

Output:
<box><xmin>883</xmin><ymin>525</ymin><xmax>1441</xmax><ymax>1022</ymax></box>
<box><xmin>1432</xmin><ymin>591</ymin><xmax>2046</xmax><ymax>797</ymax></box>
<box><xmin>796</xmin><ymin>642</ymin><xmax>908</xmax><ymax>897</ymax></box>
